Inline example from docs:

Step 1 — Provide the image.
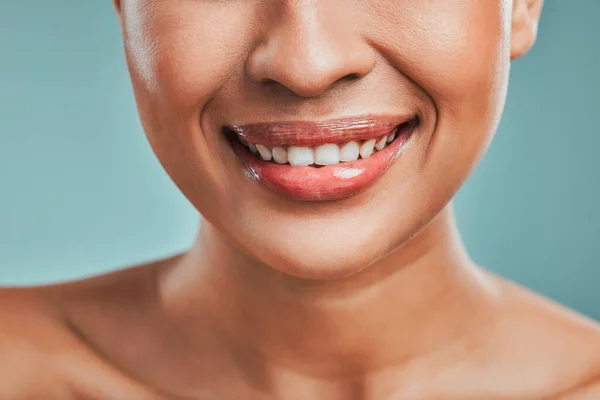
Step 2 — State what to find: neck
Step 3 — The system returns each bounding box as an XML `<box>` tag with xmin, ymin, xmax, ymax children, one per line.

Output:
<box><xmin>159</xmin><ymin>203</ymin><xmax>500</xmax><ymax>389</ymax></box>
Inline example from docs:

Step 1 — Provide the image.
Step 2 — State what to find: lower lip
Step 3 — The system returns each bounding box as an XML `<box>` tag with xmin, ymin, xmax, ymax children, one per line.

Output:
<box><xmin>231</xmin><ymin>126</ymin><xmax>415</xmax><ymax>201</ymax></box>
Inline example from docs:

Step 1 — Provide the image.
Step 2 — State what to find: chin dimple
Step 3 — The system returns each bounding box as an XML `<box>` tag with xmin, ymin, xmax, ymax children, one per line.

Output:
<box><xmin>240</xmin><ymin>131</ymin><xmax>397</xmax><ymax>167</ymax></box>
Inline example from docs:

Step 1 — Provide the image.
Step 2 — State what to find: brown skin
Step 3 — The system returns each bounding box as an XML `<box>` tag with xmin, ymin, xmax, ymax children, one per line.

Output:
<box><xmin>2</xmin><ymin>0</ymin><xmax>600</xmax><ymax>398</ymax></box>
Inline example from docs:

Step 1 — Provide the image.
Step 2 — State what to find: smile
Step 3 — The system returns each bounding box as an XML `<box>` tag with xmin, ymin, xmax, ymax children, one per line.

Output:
<box><xmin>223</xmin><ymin>114</ymin><xmax>419</xmax><ymax>201</ymax></box>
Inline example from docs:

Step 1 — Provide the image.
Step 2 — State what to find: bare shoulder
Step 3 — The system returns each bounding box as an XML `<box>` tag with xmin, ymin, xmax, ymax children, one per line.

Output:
<box><xmin>491</xmin><ymin>274</ymin><xmax>600</xmax><ymax>398</ymax></box>
<box><xmin>0</xmin><ymin>288</ymin><xmax>129</xmax><ymax>399</ymax></box>
<box><xmin>0</xmin><ymin>255</ymin><xmax>180</xmax><ymax>399</ymax></box>
<box><xmin>0</xmin><ymin>286</ymin><xmax>68</xmax><ymax>399</ymax></box>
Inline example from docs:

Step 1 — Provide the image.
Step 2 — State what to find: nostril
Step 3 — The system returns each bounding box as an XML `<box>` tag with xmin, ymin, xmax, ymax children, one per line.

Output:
<box><xmin>333</xmin><ymin>73</ymin><xmax>361</xmax><ymax>87</ymax></box>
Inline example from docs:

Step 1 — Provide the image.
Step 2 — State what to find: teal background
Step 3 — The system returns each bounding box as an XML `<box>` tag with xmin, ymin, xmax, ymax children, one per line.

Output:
<box><xmin>0</xmin><ymin>2</ymin><xmax>598</xmax><ymax>320</ymax></box>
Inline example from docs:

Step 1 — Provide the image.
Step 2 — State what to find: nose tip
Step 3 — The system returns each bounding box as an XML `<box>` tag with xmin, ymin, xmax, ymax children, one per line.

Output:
<box><xmin>246</xmin><ymin>22</ymin><xmax>375</xmax><ymax>98</ymax></box>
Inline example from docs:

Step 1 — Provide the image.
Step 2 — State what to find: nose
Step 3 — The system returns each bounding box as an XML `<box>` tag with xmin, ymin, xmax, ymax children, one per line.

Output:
<box><xmin>245</xmin><ymin>2</ymin><xmax>376</xmax><ymax>98</ymax></box>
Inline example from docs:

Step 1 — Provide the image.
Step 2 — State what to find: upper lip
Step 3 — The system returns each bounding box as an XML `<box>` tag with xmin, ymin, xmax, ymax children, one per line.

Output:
<box><xmin>225</xmin><ymin>114</ymin><xmax>417</xmax><ymax>147</ymax></box>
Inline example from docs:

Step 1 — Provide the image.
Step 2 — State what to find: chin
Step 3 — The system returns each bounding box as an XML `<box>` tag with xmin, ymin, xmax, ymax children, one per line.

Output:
<box><xmin>262</xmin><ymin>244</ymin><xmax>379</xmax><ymax>281</ymax></box>
<box><xmin>233</xmin><ymin>215</ymin><xmax>394</xmax><ymax>280</ymax></box>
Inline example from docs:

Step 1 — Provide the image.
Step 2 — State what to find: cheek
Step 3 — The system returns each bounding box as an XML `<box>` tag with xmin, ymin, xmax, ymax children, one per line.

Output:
<box><xmin>370</xmin><ymin>0</ymin><xmax>511</xmax><ymax>184</ymax></box>
<box><xmin>370</xmin><ymin>1</ymin><xmax>511</xmax><ymax>112</ymax></box>
<box><xmin>124</xmin><ymin>1</ymin><xmax>254</xmax><ymax>105</ymax></box>
<box><xmin>122</xmin><ymin>1</ymin><xmax>259</xmax><ymax>205</ymax></box>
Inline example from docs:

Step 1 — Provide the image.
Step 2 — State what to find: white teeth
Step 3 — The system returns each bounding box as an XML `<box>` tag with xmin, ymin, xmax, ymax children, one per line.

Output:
<box><xmin>339</xmin><ymin>141</ymin><xmax>360</xmax><ymax>162</ymax></box>
<box><xmin>359</xmin><ymin>139</ymin><xmax>376</xmax><ymax>159</ymax></box>
<box><xmin>272</xmin><ymin>146</ymin><xmax>288</xmax><ymax>164</ymax></box>
<box><xmin>287</xmin><ymin>146</ymin><xmax>314</xmax><ymax>167</ymax></box>
<box><xmin>315</xmin><ymin>144</ymin><xmax>340</xmax><ymax>166</ymax></box>
<box><xmin>243</xmin><ymin>135</ymin><xmax>393</xmax><ymax>165</ymax></box>
<box><xmin>256</xmin><ymin>144</ymin><xmax>272</xmax><ymax>161</ymax></box>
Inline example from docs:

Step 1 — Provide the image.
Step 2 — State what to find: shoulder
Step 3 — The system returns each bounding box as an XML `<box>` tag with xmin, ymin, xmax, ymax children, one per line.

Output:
<box><xmin>0</xmin><ymin>256</ymin><xmax>179</xmax><ymax>399</ymax></box>
<box><xmin>490</xmin><ymin>275</ymin><xmax>600</xmax><ymax>398</ymax></box>
<box><xmin>0</xmin><ymin>287</ymin><xmax>115</xmax><ymax>399</ymax></box>
<box><xmin>0</xmin><ymin>287</ymin><xmax>67</xmax><ymax>399</ymax></box>
<box><xmin>0</xmin><ymin>322</ymin><xmax>164</xmax><ymax>399</ymax></box>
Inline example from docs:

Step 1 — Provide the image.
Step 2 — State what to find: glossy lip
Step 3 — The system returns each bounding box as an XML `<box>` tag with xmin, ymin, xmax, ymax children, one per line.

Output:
<box><xmin>227</xmin><ymin>114</ymin><xmax>415</xmax><ymax>147</ymax></box>
<box><xmin>224</xmin><ymin>115</ymin><xmax>419</xmax><ymax>202</ymax></box>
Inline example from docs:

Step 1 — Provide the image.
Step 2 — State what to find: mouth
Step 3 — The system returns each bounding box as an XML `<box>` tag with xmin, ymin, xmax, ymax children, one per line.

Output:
<box><xmin>222</xmin><ymin>114</ymin><xmax>419</xmax><ymax>201</ymax></box>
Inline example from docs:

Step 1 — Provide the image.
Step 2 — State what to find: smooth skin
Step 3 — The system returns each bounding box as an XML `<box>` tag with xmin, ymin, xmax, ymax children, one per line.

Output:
<box><xmin>2</xmin><ymin>0</ymin><xmax>600</xmax><ymax>399</ymax></box>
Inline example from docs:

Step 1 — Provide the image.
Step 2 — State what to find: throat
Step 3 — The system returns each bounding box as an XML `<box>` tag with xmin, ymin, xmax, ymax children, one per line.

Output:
<box><xmin>158</xmin><ymin>207</ymin><xmax>501</xmax><ymax>396</ymax></box>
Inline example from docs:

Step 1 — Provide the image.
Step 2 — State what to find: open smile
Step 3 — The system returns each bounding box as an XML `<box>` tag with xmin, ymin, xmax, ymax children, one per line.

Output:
<box><xmin>223</xmin><ymin>114</ymin><xmax>419</xmax><ymax>201</ymax></box>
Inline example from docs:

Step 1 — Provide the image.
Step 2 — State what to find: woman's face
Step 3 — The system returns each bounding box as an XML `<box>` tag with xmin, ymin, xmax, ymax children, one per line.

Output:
<box><xmin>117</xmin><ymin>0</ymin><xmax>527</xmax><ymax>278</ymax></box>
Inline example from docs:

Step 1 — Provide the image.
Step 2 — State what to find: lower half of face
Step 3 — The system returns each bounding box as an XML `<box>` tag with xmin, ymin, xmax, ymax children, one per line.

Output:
<box><xmin>123</xmin><ymin>0</ymin><xmax>511</xmax><ymax>279</ymax></box>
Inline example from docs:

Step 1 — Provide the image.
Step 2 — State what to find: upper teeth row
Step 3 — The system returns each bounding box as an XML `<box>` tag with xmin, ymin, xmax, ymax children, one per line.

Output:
<box><xmin>241</xmin><ymin>132</ymin><xmax>396</xmax><ymax>166</ymax></box>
